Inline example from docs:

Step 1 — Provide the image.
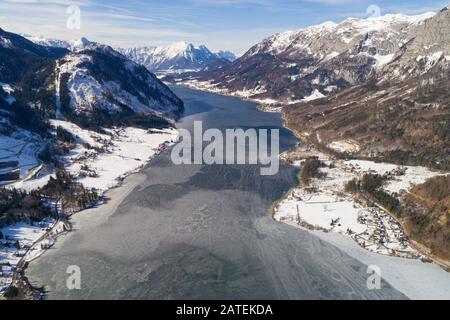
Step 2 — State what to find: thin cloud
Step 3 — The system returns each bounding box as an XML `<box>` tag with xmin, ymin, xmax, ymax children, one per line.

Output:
<box><xmin>0</xmin><ymin>0</ymin><xmax>448</xmax><ymax>53</ymax></box>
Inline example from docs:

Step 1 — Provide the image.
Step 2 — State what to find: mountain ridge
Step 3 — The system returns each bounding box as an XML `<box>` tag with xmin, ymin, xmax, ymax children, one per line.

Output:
<box><xmin>117</xmin><ymin>42</ymin><xmax>236</xmax><ymax>73</ymax></box>
<box><xmin>25</xmin><ymin>35</ymin><xmax>237</xmax><ymax>75</ymax></box>
<box><xmin>1</xmin><ymin>29</ymin><xmax>184</xmax><ymax>133</ymax></box>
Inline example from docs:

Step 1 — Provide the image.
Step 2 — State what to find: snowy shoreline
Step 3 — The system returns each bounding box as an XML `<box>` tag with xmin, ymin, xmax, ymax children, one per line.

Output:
<box><xmin>170</xmin><ymin>79</ymin><xmax>295</xmax><ymax>109</ymax></box>
<box><xmin>0</xmin><ymin>124</ymin><xmax>179</xmax><ymax>297</ymax></box>
<box><xmin>273</xmin><ymin>149</ymin><xmax>447</xmax><ymax>261</ymax></box>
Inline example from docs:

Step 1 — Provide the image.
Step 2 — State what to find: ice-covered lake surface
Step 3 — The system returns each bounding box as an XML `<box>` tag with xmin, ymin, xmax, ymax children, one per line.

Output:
<box><xmin>26</xmin><ymin>86</ymin><xmax>449</xmax><ymax>299</ymax></box>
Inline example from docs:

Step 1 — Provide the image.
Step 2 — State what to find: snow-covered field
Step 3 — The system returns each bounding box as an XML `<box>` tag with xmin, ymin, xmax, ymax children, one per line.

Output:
<box><xmin>274</xmin><ymin>154</ymin><xmax>445</xmax><ymax>259</ymax></box>
<box><xmin>0</xmin><ymin>220</ymin><xmax>53</xmax><ymax>292</ymax></box>
<box><xmin>7</xmin><ymin>167</ymin><xmax>54</xmax><ymax>193</ymax></box>
<box><xmin>344</xmin><ymin>160</ymin><xmax>444</xmax><ymax>194</ymax></box>
<box><xmin>301</xmin><ymin>89</ymin><xmax>326</xmax><ymax>102</ymax></box>
<box><xmin>327</xmin><ymin>139</ymin><xmax>360</xmax><ymax>153</ymax></box>
<box><xmin>1</xmin><ymin>120</ymin><xmax>179</xmax><ymax>194</ymax></box>
<box><xmin>0</xmin><ymin>218</ymin><xmax>70</xmax><ymax>293</ymax></box>
<box><xmin>51</xmin><ymin>120</ymin><xmax>178</xmax><ymax>192</ymax></box>
<box><xmin>0</xmin><ymin>130</ymin><xmax>44</xmax><ymax>189</ymax></box>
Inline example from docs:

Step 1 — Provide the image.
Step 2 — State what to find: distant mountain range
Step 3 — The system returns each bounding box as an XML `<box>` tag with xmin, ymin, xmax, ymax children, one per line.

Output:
<box><xmin>26</xmin><ymin>35</ymin><xmax>236</xmax><ymax>75</ymax></box>
<box><xmin>170</xmin><ymin>7</ymin><xmax>450</xmax><ymax>170</ymax></box>
<box><xmin>117</xmin><ymin>42</ymin><xmax>236</xmax><ymax>74</ymax></box>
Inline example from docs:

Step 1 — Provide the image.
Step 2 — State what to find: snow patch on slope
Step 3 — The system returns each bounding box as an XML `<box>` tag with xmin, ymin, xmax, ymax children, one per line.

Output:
<box><xmin>58</xmin><ymin>53</ymin><xmax>112</xmax><ymax>114</ymax></box>
<box><xmin>0</xmin><ymin>82</ymin><xmax>16</xmax><ymax>105</ymax></box>
<box><xmin>302</xmin><ymin>89</ymin><xmax>326</xmax><ymax>101</ymax></box>
<box><xmin>416</xmin><ymin>51</ymin><xmax>443</xmax><ymax>71</ymax></box>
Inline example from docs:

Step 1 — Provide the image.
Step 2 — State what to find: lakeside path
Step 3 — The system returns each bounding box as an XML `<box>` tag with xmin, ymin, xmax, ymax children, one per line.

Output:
<box><xmin>25</xmin><ymin>86</ymin><xmax>449</xmax><ymax>300</ymax></box>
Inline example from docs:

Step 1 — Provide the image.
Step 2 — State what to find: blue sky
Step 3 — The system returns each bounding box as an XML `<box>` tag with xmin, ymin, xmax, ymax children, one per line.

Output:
<box><xmin>0</xmin><ymin>0</ymin><xmax>448</xmax><ymax>54</ymax></box>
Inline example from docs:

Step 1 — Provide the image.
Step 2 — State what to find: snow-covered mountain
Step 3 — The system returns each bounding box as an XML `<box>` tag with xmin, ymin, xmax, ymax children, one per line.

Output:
<box><xmin>1</xmin><ymin>27</ymin><xmax>184</xmax><ymax>193</ymax></box>
<box><xmin>182</xmin><ymin>11</ymin><xmax>442</xmax><ymax>103</ymax></box>
<box><xmin>26</xmin><ymin>35</ymin><xmax>236</xmax><ymax>74</ymax></box>
<box><xmin>0</xmin><ymin>27</ymin><xmax>186</xmax><ymax>144</ymax></box>
<box><xmin>55</xmin><ymin>42</ymin><xmax>184</xmax><ymax>125</ymax></box>
<box><xmin>117</xmin><ymin>42</ymin><xmax>236</xmax><ymax>73</ymax></box>
<box><xmin>24</xmin><ymin>35</ymin><xmax>92</xmax><ymax>52</ymax></box>
<box><xmin>173</xmin><ymin>7</ymin><xmax>450</xmax><ymax>170</ymax></box>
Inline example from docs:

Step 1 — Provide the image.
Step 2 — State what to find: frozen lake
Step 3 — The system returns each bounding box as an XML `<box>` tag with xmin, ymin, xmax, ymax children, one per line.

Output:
<box><xmin>26</xmin><ymin>86</ymin><xmax>434</xmax><ymax>299</ymax></box>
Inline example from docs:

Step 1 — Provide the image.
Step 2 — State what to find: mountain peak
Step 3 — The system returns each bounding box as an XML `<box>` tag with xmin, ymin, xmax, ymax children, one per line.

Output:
<box><xmin>73</xmin><ymin>37</ymin><xmax>91</xmax><ymax>48</ymax></box>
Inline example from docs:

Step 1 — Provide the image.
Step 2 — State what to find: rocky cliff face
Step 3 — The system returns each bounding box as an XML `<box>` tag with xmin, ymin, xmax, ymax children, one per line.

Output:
<box><xmin>55</xmin><ymin>42</ymin><xmax>184</xmax><ymax>128</ymax></box>
<box><xmin>383</xmin><ymin>6</ymin><xmax>450</xmax><ymax>81</ymax></box>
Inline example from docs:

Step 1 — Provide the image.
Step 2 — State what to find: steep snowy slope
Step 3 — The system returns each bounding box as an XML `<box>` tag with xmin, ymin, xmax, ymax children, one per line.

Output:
<box><xmin>54</xmin><ymin>42</ymin><xmax>184</xmax><ymax>127</ymax></box>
